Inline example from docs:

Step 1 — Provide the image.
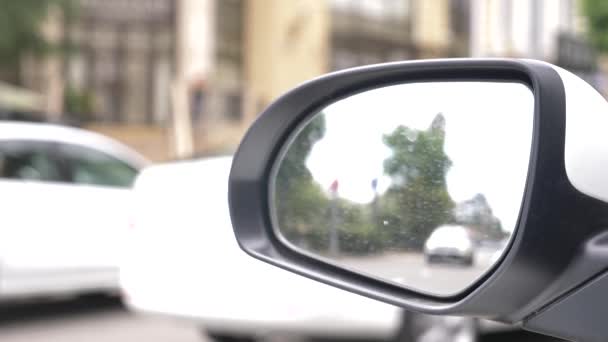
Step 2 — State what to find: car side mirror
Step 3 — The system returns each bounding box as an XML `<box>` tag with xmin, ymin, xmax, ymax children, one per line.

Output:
<box><xmin>229</xmin><ymin>59</ymin><xmax>608</xmax><ymax>342</ymax></box>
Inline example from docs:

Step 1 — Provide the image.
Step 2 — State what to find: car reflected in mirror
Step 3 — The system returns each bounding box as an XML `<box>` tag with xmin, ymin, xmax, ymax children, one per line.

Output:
<box><xmin>424</xmin><ymin>225</ymin><xmax>474</xmax><ymax>266</ymax></box>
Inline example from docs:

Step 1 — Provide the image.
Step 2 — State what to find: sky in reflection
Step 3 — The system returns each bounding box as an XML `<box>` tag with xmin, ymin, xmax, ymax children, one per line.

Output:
<box><xmin>306</xmin><ymin>82</ymin><xmax>534</xmax><ymax>233</ymax></box>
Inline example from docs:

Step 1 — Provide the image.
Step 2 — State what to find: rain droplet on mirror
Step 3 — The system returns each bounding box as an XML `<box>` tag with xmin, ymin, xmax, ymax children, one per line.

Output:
<box><xmin>272</xmin><ymin>81</ymin><xmax>534</xmax><ymax>297</ymax></box>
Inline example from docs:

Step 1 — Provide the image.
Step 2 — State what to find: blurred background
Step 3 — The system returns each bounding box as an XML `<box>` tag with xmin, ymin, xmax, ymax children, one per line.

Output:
<box><xmin>0</xmin><ymin>0</ymin><xmax>603</xmax><ymax>160</ymax></box>
<box><xmin>0</xmin><ymin>0</ymin><xmax>604</xmax><ymax>341</ymax></box>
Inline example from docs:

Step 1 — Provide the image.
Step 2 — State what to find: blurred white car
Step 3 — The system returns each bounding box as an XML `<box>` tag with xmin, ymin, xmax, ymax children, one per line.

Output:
<box><xmin>121</xmin><ymin>156</ymin><xmax>515</xmax><ymax>342</ymax></box>
<box><xmin>0</xmin><ymin>122</ymin><xmax>148</xmax><ymax>301</ymax></box>
<box><xmin>121</xmin><ymin>156</ymin><xmax>403</xmax><ymax>341</ymax></box>
<box><xmin>424</xmin><ymin>225</ymin><xmax>475</xmax><ymax>266</ymax></box>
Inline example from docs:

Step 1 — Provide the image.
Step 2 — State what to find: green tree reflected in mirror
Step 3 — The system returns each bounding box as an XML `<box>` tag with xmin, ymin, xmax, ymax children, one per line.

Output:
<box><xmin>272</xmin><ymin>82</ymin><xmax>533</xmax><ymax>296</ymax></box>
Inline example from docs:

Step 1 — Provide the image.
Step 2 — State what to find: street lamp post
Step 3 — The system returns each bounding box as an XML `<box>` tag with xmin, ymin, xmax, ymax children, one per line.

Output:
<box><xmin>329</xmin><ymin>179</ymin><xmax>340</xmax><ymax>256</ymax></box>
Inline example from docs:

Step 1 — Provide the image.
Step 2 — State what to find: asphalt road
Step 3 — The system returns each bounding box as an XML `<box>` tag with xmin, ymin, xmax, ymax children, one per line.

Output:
<box><xmin>0</xmin><ymin>297</ymin><xmax>563</xmax><ymax>342</ymax></box>
<box><xmin>338</xmin><ymin>248</ymin><xmax>499</xmax><ymax>295</ymax></box>
<box><xmin>0</xmin><ymin>297</ymin><xmax>201</xmax><ymax>342</ymax></box>
<box><xmin>0</xmin><ymin>246</ymin><xmax>564</xmax><ymax>342</ymax></box>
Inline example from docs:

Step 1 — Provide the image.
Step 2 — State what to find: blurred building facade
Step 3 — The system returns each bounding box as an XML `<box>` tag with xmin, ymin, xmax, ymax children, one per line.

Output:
<box><xmin>470</xmin><ymin>0</ymin><xmax>584</xmax><ymax>60</ymax></box>
<box><xmin>470</xmin><ymin>0</ymin><xmax>595</xmax><ymax>71</ymax></box>
<box><xmin>54</xmin><ymin>0</ymin><xmax>459</xmax><ymax>160</ymax></box>
<box><xmin>14</xmin><ymin>0</ymin><xmax>593</xmax><ymax>160</ymax></box>
<box><xmin>470</xmin><ymin>0</ymin><xmax>602</xmax><ymax>88</ymax></box>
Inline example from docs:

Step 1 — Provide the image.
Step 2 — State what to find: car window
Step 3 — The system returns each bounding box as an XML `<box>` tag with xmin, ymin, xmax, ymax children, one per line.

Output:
<box><xmin>0</xmin><ymin>141</ymin><xmax>62</xmax><ymax>182</ymax></box>
<box><xmin>57</xmin><ymin>143</ymin><xmax>138</xmax><ymax>188</ymax></box>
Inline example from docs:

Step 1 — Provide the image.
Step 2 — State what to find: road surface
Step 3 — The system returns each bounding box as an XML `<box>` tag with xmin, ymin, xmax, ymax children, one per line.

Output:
<box><xmin>0</xmin><ymin>296</ymin><xmax>562</xmax><ymax>342</ymax></box>
<box><xmin>0</xmin><ymin>297</ymin><xmax>201</xmax><ymax>342</ymax></box>
<box><xmin>338</xmin><ymin>248</ymin><xmax>499</xmax><ymax>295</ymax></box>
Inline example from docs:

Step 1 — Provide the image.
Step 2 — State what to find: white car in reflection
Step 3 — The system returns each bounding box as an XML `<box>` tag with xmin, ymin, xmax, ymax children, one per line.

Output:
<box><xmin>0</xmin><ymin>122</ymin><xmax>148</xmax><ymax>301</ymax></box>
<box><xmin>121</xmin><ymin>156</ymin><xmax>513</xmax><ymax>342</ymax></box>
<box><xmin>424</xmin><ymin>225</ymin><xmax>475</xmax><ymax>266</ymax></box>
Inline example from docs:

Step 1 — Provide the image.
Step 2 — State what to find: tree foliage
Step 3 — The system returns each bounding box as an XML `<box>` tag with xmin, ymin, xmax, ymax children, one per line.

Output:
<box><xmin>379</xmin><ymin>114</ymin><xmax>455</xmax><ymax>250</ymax></box>
<box><xmin>454</xmin><ymin>193</ymin><xmax>506</xmax><ymax>240</ymax></box>
<box><xmin>583</xmin><ymin>0</ymin><xmax>608</xmax><ymax>52</ymax></box>
<box><xmin>275</xmin><ymin>112</ymin><xmax>505</xmax><ymax>256</ymax></box>
<box><xmin>0</xmin><ymin>0</ymin><xmax>75</xmax><ymax>84</ymax></box>
<box><xmin>275</xmin><ymin>114</ymin><xmax>330</xmax><ymax>248</ymax></box>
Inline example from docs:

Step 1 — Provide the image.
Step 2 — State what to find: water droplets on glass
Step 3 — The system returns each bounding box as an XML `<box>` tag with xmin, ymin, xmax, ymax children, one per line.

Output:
<box><xmin>272</xmin><ymin>81</ymin><xmax>533</xmax><ymax>296</ymax></box>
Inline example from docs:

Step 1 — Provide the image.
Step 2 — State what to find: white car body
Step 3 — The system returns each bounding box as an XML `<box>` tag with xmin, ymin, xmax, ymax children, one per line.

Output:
<box><xmin>120</xmin><ymin>156</ymin><xmax>402</xmax><ymax>339</ymax></box>
<box><xmin>0</xmin><ymin>122</ymin><xmax>148</xmax><ymax>301</ymax></box>
<box><xmin>424</xmin><ymin>225</ymin><xmax>475</xmax><ymax>265</ymax></box>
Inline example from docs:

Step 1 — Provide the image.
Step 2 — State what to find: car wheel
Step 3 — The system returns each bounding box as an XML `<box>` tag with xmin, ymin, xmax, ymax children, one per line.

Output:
<box><xmin>394</xmin><ymin>310</ymin><xmax>478</xmax><ymax>342</ymax></box>
<box><xmin>205</xmin><ymin>330</ymin><xmax>257</xmax><ymax>342</ymax></box>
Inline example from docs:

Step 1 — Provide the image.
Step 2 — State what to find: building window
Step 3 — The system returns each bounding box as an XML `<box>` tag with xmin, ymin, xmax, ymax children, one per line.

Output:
<box><xmin>215</xmin><ymin>0</ymin><xmax>244</xmax><ymax>122</ymax></box>
<box><xmin>66</xmin><ymin>0</ymin><xmax>175</xmax><ymax>124</ymax></box>
<box><xmin>225</xmin><ymin>91</ymin><xmax>243</xmax><ymax>122</ymax></box>
<box><xmin>216</xmin><ymin>0</ymin><xmax>243</xmax><ymax>83</ymax></box>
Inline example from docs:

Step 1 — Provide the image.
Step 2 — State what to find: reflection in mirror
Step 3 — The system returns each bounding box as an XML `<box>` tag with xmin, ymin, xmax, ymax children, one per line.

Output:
<box><xmin>271</xmin><ymin>82</ymin><xmax>534</xmax><ymax>296</ymax></box>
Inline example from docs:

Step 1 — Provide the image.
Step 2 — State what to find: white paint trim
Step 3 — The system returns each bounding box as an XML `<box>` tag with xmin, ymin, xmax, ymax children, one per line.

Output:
<box><xmin>552</xmin><ymin>65</ymin><xmax>608</xmax><ymax>203</ymax></box>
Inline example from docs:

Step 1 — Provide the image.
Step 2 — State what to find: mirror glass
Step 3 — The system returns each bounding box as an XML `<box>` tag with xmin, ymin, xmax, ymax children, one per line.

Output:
<box><xmin>271</xmin><ymin>81</ymin><xmax>534</xmax><ymax>296</ymax></box>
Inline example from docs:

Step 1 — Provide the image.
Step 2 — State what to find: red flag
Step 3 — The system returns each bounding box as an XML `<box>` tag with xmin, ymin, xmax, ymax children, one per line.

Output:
<box><xmin>329</xmin><ymin>179</ymin><xmax>339</xmax><ymax>194</ymax></box>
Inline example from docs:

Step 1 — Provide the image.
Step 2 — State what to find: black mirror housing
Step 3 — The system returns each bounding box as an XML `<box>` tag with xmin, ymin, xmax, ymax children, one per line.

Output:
<box><xmin>229</xmin><ymin>59</ymin><xmax>608</xmax><ymax>341</ymax></box>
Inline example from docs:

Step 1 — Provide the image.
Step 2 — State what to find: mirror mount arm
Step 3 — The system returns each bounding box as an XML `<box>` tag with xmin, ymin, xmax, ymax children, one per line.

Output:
<box><xmin>525</xmin><ymin>237</ymin><xmax>608</xmax><ymax>341</ymax></box>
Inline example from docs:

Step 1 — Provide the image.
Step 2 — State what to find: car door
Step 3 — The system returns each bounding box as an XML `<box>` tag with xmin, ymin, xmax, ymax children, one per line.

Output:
<box><xmin>52</xmin><ymin>142</ymin><xmax>138</xmax><ymax>271</ymax></box>
<box><xmin>0</xmin><ymin>140</ymin><xmax>72</xmax><ymax>296</ymax></box>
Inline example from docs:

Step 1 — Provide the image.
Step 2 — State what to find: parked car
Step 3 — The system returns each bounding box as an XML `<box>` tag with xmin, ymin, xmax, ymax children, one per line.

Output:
<box><xmin>121</xmin><ymin>156</ymin><xmax>402</xmax><ymax>341</ymax></box>
<box><xmin>121</xmin><ymin>156</ymin><xmax>512</xmax><ymax>342</ymax></box>
<box><xmin>424</xmin><ymin>225</ymin><xmax>475</xmax><ymax>266</ymax></box>
<box><xmin>0</xmin><ymin>121</ymin><xmax>148</xmax><ymax>301</ymax></box>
